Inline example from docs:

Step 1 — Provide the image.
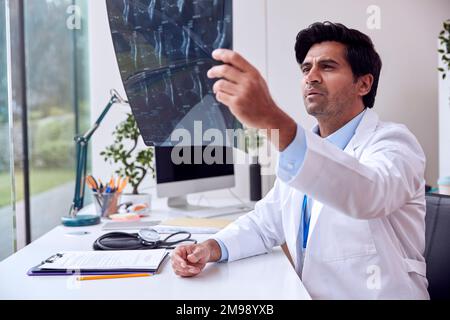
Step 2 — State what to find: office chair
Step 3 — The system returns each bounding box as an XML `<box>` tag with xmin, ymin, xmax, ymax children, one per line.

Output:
<box><xmin>424</xmin><ymin>193</ymin><xmax>450</xmax><ymax>300</ymax></box>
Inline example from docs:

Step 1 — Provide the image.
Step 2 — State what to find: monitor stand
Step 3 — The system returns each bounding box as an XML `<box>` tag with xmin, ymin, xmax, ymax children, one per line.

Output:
<box><xmin>167</xmin><ymin>196</ymin><xmax>254</xmax><ymax>218</ymax></box>
<box><xmin>167</xmin><ymin>196</ymin><xmax>211</xmax><ymax>211</ymax></box>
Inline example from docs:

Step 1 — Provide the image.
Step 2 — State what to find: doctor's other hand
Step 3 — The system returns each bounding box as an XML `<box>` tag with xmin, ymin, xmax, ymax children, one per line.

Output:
<box><xmin>208</xmin><ymin>49</ymin><xmax>296</xmax><ymax>151</ymax></box>
<box><xmin>171</xmin><ymin>239</ymin><xmax>222</xmax><ymax>277</ymax></box>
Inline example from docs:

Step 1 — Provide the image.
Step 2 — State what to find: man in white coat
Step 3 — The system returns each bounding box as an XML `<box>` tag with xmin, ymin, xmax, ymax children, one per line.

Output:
<box><xmin>171</xmin><ymin>22</ymin><xmax>429</xmax><ymax>300</ymax></box>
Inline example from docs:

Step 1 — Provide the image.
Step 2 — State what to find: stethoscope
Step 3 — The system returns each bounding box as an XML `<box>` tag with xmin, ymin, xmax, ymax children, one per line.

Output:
<box><xmin>93</xmin><ymin>228</ymin><xmax>197</xmax><ymax>251</ymax></box>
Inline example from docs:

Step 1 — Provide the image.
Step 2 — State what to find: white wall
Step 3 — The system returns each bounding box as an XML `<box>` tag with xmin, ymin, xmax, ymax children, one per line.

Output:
<box><xmin>439</xmin><ymin>55</ymin><xmax>450</xmax><ymax>179</ymax></box>
<box><xmin>89</xmin><ymin>0</ymin><xmax>448</xmax><ymax>194</ymax></box>
<box><xmin>88</xmin><ymin>0</ymin><xmax>132</xmax><ymax>188</ymax></box>
<box><xmin>266</xmin><ymin>0</ymin><xmax>449</xmax><ymax>187</ymax></box>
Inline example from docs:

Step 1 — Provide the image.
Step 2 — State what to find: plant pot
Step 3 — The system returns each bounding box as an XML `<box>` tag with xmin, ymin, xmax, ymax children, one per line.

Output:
<box><xmin>119</xmin><ymin>193</ymin><xmax>152</xmax><ymax>210</ymax></box>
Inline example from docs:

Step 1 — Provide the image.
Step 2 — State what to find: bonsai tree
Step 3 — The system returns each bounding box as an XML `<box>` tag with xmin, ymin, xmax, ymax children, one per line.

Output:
<box><xmin>438</xmin><ymin>19</ymin><xmax>450</xmax><ymax>79</ymax></box>
<box><xmin>100</xmin><ymin>113</ymin><xmax>155</xmax><ymax>195</ymax></box>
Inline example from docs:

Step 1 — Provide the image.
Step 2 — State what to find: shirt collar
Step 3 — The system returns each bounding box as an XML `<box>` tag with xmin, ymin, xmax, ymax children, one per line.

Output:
<box><xmin>313</xmin><ymin>110</ymin><xmax>366</xmax><ymax>150</ymax></box>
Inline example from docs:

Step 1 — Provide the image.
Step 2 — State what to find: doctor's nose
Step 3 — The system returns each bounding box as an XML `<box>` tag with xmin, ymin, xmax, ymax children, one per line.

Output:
<box><xmin>304</xmin><ymin>65</ymin><xmax>322</xmax><ymax>85</ymax></box>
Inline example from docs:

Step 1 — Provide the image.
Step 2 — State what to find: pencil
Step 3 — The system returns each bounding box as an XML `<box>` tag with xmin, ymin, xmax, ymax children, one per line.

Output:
<box><xmin>118</xmin><ymin>177</ymin><xmax>129</xmax><ymax>193</ymax></box>
<box><xmin>76</xmin><ymin>273</ymin><xmax>153</xmax><ymax>281</ymax></box>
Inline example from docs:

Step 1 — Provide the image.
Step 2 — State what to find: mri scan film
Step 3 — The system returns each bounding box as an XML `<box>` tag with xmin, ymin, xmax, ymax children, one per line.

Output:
<box><xmin>106</xmin><ymin>0</ymin><xmax>241</xmax><ymax>146</ymax></box>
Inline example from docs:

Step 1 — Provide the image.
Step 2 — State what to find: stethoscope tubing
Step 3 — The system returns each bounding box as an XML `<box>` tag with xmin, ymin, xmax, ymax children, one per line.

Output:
<box><xmin>93</xmin><ymin>231</ymin><xmax>197</xmax><ymax>251</ymax></box>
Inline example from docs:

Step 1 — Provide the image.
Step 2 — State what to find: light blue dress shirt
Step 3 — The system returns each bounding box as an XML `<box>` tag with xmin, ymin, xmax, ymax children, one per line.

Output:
<box><xmin>278</xmin><ymin>110</ymin><xmax>366</xmax><ymax>182</ymax></box>
<box><xmin>214</xmin><ymin>110</ymin><xmax>366</xmax><ymax>262</ymax></box>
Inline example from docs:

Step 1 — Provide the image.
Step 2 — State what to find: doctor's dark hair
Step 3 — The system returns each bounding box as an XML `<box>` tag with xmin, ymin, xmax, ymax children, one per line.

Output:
<box><xmin>295</xmin><ymin>22</ymin><xmax>382</xmax><ymax>109</ymax></box>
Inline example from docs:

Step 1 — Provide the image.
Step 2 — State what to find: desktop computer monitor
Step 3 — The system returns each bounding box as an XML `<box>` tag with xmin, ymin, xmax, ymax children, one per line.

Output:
<box><xmin>155</xmin><ymin>145</ymin><xmax>235</xmax><ymax>210</ymax></box>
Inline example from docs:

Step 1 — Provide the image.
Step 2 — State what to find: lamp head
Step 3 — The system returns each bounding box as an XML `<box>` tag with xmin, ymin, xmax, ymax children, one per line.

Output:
<box><xmin>110</xmin><ymin>89</ymin><xmax>129</xmax><ymax>105</ymax></box>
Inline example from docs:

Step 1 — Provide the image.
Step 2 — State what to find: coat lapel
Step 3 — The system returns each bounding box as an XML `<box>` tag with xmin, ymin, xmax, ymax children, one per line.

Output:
<box><xmin>346</xmin><ymin>109</ymin><xmax>379</xmax><ymax>151</ymax></box>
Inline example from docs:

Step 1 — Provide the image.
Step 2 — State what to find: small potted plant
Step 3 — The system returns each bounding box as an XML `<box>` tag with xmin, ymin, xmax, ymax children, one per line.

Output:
<box><xmin>100</xmin><ymin>113</ymin><xmax>155</xmax><ymax>208</ymax></box>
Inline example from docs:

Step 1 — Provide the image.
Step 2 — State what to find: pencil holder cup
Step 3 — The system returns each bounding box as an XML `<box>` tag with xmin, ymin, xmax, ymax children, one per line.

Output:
<box><xmin>93</xmin><ymin>192</ymin><xmax>121</xmax><ymax>218</ymax></box>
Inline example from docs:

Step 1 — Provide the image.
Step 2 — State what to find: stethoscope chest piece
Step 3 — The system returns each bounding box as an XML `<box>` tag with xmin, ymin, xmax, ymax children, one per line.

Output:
<box><xmin>138</xmin><ymin>228</ymin><xmax>161</xmax><ymax>243</ymax></box>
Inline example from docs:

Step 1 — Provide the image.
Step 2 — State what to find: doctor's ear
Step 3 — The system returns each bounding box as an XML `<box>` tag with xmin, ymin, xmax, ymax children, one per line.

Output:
<box><xmin>357</xmin><ymin>74</ymin><xmax>374</xmax><ymax>98</ymax></box>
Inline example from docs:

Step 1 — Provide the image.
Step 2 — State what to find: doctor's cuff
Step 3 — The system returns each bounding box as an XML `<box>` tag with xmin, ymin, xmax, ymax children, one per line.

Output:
<box><xmin>277</xmin><ymin>123</ymin><xmax>307</xmax><ymax>182</ymax></box>
<box><xmin>210</xmin><ymin>238</ymin><xmax>229</xmax><ymax>263</ymax></box>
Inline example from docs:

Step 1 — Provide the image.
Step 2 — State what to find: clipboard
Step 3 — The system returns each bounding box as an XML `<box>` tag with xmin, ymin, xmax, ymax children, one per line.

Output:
<box><xmin>27</xmin><ymin>250</ymin><xmax>169</xmax><ymax>277</ymax></box>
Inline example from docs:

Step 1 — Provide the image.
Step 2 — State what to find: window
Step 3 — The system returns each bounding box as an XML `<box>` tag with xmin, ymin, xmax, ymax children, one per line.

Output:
<box><xmin>0</xmin><ymin>0</ymin><xmax>15</xmax><ymax>260</ymax></box>
<box><xmin>23</xmin><ymin>0</ymin><xmax>90</xmax><ymax>240</ymax></box>
<box><xmin>1</xmin><ymin>0</ymin><xmax>90</xmax><ymax>259</ymax></box>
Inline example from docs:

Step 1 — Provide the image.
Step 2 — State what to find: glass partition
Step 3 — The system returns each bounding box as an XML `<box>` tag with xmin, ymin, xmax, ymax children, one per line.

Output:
<box><xmin>0</xmin><ymin>0</ymin><xmax>16</xmax><ymax>261</ymax></box>
<box><xmin>23</xmin><ymin>0</ymin><xmax>90</xmax><ymax>240</ymax></box>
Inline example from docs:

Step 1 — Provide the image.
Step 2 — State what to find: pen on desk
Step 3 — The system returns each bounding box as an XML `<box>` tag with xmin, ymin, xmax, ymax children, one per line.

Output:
<box><xmin>77</xmin><ymin>273</ymin><xmax>153</xmax><ymax>281</ymax></box>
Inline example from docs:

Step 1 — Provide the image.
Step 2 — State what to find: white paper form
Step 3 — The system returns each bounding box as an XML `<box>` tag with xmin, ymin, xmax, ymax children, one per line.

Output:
<box><xmin>39</xmin><ymin>250</ymin><xmax>168</xmax><ymax>270</ymax></box>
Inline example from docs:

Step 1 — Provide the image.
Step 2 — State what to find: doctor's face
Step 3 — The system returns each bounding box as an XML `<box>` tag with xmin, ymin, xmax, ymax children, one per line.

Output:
<box><xmin>300</xmin><ymin>41</ymin><xmax>360</xmax><ymax>119</ymax></box>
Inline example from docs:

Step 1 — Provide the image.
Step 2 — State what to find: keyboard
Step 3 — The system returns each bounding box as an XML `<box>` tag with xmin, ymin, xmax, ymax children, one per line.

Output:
<box><xmin>179</xmin><ymin>204</ymin><xmax>254</xmax><ymax>219</ymax></box>
<box><xmin>102</xmin><ymin>220</ymin><xmax>161</xmax><ymax>231</ymax></box>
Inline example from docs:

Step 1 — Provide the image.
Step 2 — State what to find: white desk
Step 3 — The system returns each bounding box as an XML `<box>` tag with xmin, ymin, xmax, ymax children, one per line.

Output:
<box><xmin>0</xmin><ymin>196</ymin><xmax>310</xmax><ymax>300</ymax></box>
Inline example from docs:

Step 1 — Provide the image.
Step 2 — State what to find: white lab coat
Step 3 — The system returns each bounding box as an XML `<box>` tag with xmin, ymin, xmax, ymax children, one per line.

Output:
<box><xmin>214</xmin><ymin>109</ymin><xmax>429</xmax><ymax>300</ymax></box>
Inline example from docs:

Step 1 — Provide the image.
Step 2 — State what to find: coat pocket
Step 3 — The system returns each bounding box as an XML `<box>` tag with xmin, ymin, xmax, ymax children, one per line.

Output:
<box><xmin>317</xmin><ymin>212</ymin><xmax>378</xmax><ymax>262</ymax></box>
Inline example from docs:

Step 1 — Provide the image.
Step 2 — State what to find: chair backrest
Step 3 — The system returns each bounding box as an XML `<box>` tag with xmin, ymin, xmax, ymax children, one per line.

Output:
<box><xmin>425</xmin><ymin>193</ymin><xmax>450</xmax><ymax>300</ymax></box>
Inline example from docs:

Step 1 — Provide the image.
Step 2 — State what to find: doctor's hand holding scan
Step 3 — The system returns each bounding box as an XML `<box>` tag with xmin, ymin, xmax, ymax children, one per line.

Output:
<box><xmin>171</xmin><ymin>240</ymin><xmax>222</xmax><ymax>277</ymax></box>
<box><xmin>207</xmin><ymin>49</ymin><xmax>297</xmax><ymax>152</ymax></box>
<box><xmin>171</xmin><ymin>22</ymin><xmax>429</xmax><ymax>300</ymax></box>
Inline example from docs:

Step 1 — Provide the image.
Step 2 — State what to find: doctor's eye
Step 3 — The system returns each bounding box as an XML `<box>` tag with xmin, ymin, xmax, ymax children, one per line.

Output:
<box><xmin>322</xmin><ymin>64</ymin><xmax>336</xmax><ymax>71</ymax></box>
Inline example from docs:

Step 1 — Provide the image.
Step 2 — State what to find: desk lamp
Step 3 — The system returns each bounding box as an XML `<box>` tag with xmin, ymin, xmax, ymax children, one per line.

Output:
<box><xmin>62</xmin><ymin>89</ymin><xmax>129</xmax><ymax>227</ymax></box>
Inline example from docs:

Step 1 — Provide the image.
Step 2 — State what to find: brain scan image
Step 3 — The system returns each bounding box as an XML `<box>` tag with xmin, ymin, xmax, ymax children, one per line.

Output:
<box><xmin>106</xmin><ymin>0</ymin><xmax>241</xmax><ymax>146</ymax></box>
